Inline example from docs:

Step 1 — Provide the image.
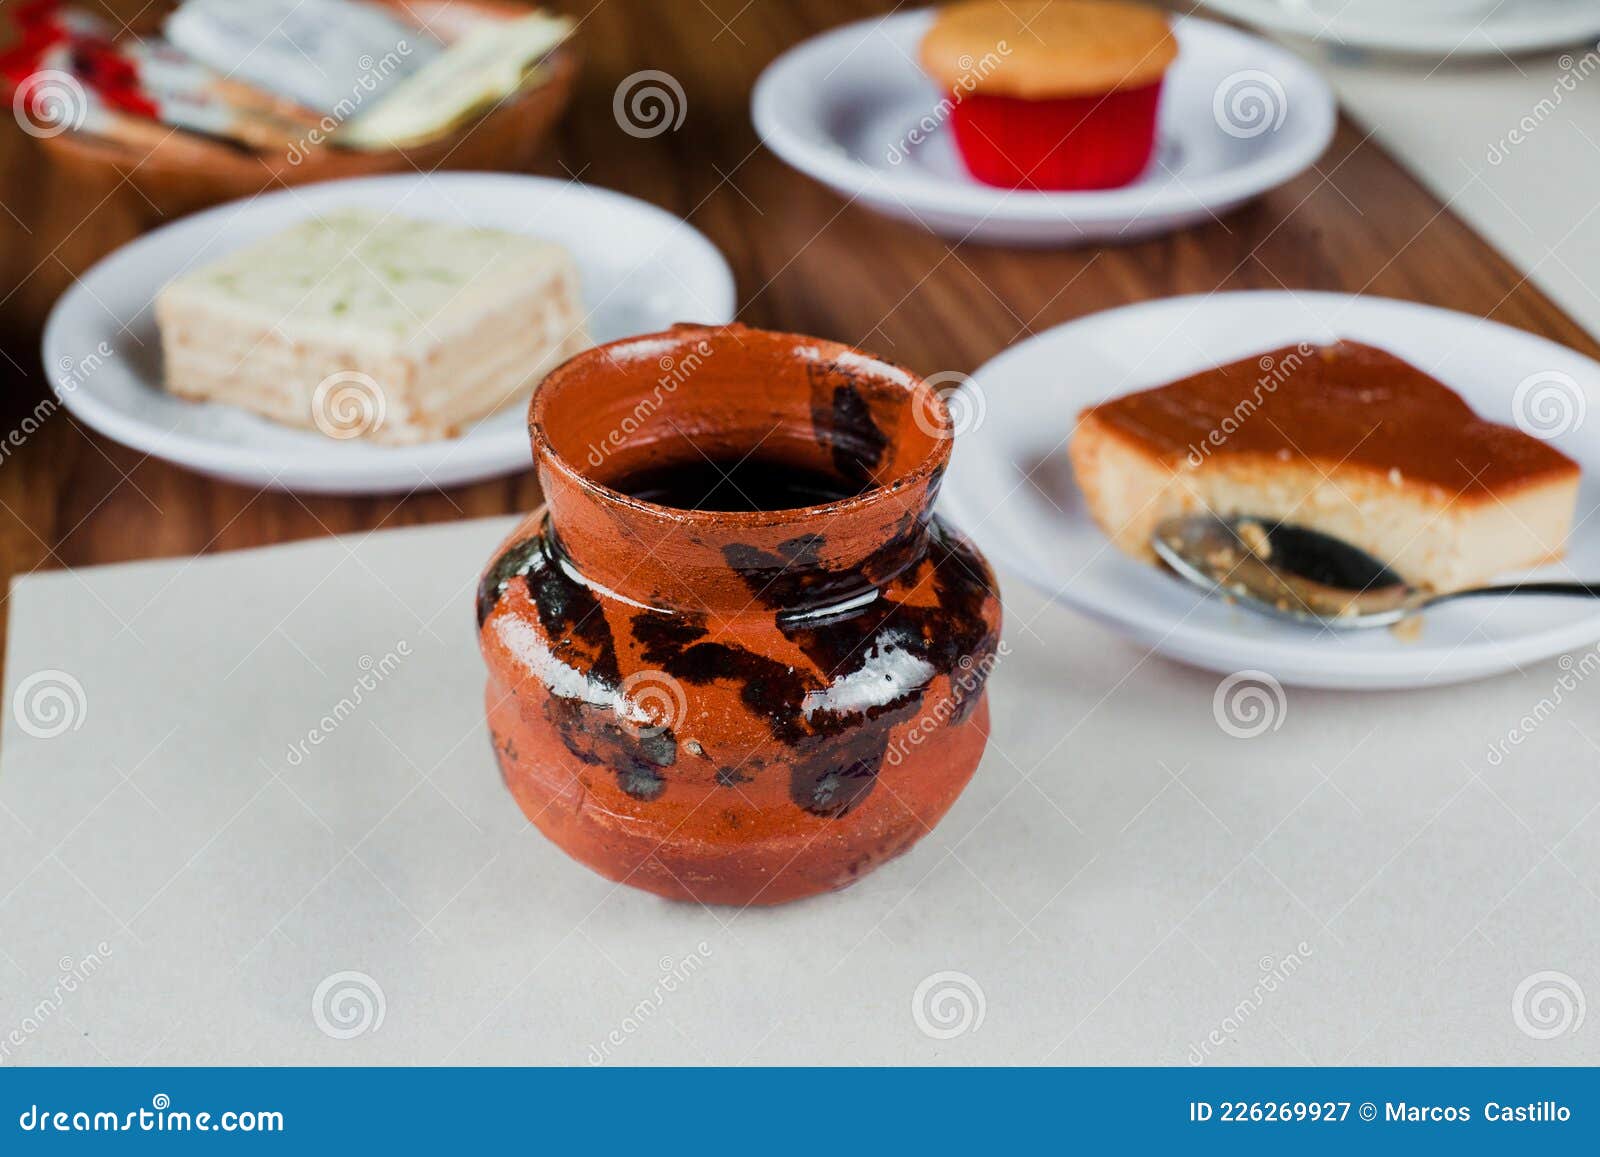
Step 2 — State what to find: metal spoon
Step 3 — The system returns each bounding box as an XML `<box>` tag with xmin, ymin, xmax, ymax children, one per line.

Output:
<box><xmin>1151</xmin><ymin>513</ymin><xmax>1600</xmax><ymax>630</ymax></box>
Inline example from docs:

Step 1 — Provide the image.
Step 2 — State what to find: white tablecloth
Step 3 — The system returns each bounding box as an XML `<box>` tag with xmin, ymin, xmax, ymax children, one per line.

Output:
<box><xmin>1</xmin><ymin>517</ymin><xmax>1596</xmax><ymax>1064</ymax></box>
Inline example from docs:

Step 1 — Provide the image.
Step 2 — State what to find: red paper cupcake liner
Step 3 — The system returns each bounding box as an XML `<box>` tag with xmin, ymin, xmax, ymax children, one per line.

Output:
<box><xmin>948</xmin><ymin>80</ymin><xmax>1164</xmax><ymax>192</ymax></box>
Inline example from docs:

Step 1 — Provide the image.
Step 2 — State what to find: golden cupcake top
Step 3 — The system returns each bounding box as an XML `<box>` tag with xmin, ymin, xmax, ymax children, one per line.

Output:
<box><xmin>919</xmin><ymin>0</ymin><xmax>1177</xmax><ymax>99</ymax></box>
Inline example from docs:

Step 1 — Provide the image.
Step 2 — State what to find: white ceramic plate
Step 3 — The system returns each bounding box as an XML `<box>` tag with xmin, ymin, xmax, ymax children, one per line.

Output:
<box><xmin>42</xmin><ymin>173</ymin><xmax>737</xmax><ymax>495</ymax></box>
<box><xmin>1200</xmin><ymin>0</ymin><xmax>1600</xmax><ymax>57</ymax></box>
<box><xmin>940</xmin><ymin>291</ymin><xmax>1600</xmax><ymax>689</ymax></box>
<box><xmin>751</xmin><ymin>11</ymin><xmax>1336</xmax><ymax>246</ymax></box>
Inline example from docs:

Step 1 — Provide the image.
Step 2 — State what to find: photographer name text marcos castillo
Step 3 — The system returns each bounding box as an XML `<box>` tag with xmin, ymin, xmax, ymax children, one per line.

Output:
<box><xmin>1386</xmin><ymin>1101</ymin><xmax>1571</xmax><ymax>1124</ymax></box>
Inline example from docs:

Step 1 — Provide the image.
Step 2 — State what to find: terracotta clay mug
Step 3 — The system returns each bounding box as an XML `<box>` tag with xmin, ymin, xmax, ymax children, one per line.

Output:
<box><xmin>476</xmin><ymin>324</ymin><xmax>1002</xmax><ymax>905</ymax></box>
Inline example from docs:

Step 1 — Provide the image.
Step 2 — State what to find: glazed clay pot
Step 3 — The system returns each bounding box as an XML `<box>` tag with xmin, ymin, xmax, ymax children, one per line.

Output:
<box><xmin>476</xmin><ymin>324</ymin><xmax>1002</xmax><ymax>905</ymax></box>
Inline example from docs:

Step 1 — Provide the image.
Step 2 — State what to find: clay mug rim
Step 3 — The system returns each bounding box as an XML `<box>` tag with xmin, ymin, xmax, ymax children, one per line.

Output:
<box><xmin>527</xmin><ymin>322</ymin><xmax>956</xmax><ymax>526</ymax></box>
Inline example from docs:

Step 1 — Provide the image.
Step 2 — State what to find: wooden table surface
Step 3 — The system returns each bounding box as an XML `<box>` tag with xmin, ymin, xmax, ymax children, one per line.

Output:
<box><xmin>1</xmin><ymin>0</ymin><xmax>1594</xmax><ymax>669</ymax></box>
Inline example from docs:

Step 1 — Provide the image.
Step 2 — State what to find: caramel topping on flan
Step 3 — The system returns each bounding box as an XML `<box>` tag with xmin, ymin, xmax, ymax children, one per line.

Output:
<box><xmin>1082</xmin><ymin>341</ymin><xmax>1579</xmax><ymax>499</ymax></box>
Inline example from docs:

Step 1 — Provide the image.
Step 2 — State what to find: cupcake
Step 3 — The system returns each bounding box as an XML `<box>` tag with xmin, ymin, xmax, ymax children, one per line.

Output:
<box><xmin>919</xmin><ymin>0</ymin><xmax>1176</xmax><ymax>191</ymax></box>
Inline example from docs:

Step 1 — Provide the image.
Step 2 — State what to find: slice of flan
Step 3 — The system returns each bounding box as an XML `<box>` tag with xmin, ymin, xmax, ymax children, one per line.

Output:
<box><xmin>1069</xmin><ymin>341</ymin><xmax>1581</xmax><ymax>592</ymax></box>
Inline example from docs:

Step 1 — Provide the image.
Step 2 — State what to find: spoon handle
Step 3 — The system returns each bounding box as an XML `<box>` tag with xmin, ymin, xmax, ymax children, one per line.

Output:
<box><xmin>1435</xmin><ymin>582</ymin><xmax>1600</xmax><ymax>604</ymax></box>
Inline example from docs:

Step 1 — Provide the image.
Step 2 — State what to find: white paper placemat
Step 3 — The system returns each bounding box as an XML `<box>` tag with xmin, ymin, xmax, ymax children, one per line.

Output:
<box><xmin>2</xmin><ymin>517</ymin><xmax>1597</xmax><ymax>1065</ymax></box>
<box><xmin>1317</xmin><ymin>48</ymin><xmax>1600</xmax><ymax>342</ymax></box>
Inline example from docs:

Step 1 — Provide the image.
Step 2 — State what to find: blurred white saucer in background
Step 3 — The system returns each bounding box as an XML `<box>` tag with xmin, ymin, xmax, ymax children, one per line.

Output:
<box><xmin>42</xmin><ymin>173</ymin><xmax>736</xmax><ymax>495</ymax></box>
<box><xmin>752</xmin><ymin>11</ymin><xmax>1335</xmax><ymax>246</ymax></box>
<box><xmin>1201</xmin><ymin>0</ymin><xmax>1600</xmax><ymax>57</ymax></box>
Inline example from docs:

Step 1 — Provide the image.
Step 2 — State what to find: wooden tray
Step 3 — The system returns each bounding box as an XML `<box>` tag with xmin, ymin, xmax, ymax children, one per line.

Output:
<box><xmin>33</xmin><ymin>5</ymin><xmax>579</xmax><ymax>222</ymax></box>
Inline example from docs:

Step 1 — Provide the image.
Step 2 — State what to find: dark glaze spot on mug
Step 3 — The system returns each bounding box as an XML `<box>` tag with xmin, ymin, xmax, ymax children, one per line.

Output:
<box><xmin>923</xmin><ymin>525</ymin><xmax>999</xmax><ymax>665</ymax></box>
<box><xmin>792</xmin><ymin>750</ymin><xmax>884</xmax><ymax>819</ymax></box>
<box><xmin>724</xmin><ymin>515</ymin><xmax>926</xmax><ymax>616</ymax></box>
<box><xmin>525</xmin><ymin>531</ymin><xmax>622</xmax><ymax>691</ymax></box>
<box><xmin>661</xmin><ymin>637</ymin><xmax>814</xmax><ymax>747</ymax></box>
<box><xmin>722</xmin><ymin>541</ymin><xmax>872</xmax><ymax>611</ymax></box>
<box><xmin>786</xmin><ymin>692</ymin><xmax>926</xmax><ymax>818</ymax></box>
<box><xmin>477</xmin><ymin>534</ymin><xmax>542</xmax><ymax>627</ymax></box>
<box><xmin>619</xmin><ymin>764</ymin><xmax>668</xmax><ymax>802</ymax></box>
<box><xmin>807</xmin><ymin>362</ymin><xmax>889</xmax><ymax>486</ymax></box>
<box><xmin>632</xmin><ymin>609</ymin><xmax>710</xmax><ymax>665</ymax></box>
<box><xmin>783</xmin><ymin>523</ymin><xmax>993</xmax><ymax>685</ymax></box>
<box><xmin>829</xmin><ymin>383</ymin><xmax>889</xmax><ymax>485</ymax></box>
<box><xmin>542</xmin><ymin>702</ymin><xmax>674</xmax><ymax>802</ymax></box>
<box><xmin>776</xmin><ymin>532</ymin><xmax>826</xmax><ymax>564</ymax></box>
<box><xmin>779</xmin><ymin>522</ymin><xmax>998</xmax><ymax>811</ymax></box>
<box><xmin>860</xmin><ymin>509</ymin><xmax>927</xmax><ymax>588</ymax></box>
<box><xmin>523</xmin><ymin>529</ymin><xmax>676</xmax><ymax>802</ymax></box>
<box><xmin>636</xmin><ymin>729</ymin><xmax>677</xmax><ymax>768</ymax></box>
<box><xmin>630</xmin><ymin>608</ymin><xmax>821</xmax><ymax>750</ymax></box>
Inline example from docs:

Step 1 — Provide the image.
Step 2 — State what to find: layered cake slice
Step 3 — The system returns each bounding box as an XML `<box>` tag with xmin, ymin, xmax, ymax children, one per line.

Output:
<box><xmin>156</xmin><ymin>209</ymin><xmax>588</xmax><ymax>444</ymax></box>
<box><xmin>1069</xmin><ymin>341</ymin><xmax>1582</xmax><ymax>592</ymax></box>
